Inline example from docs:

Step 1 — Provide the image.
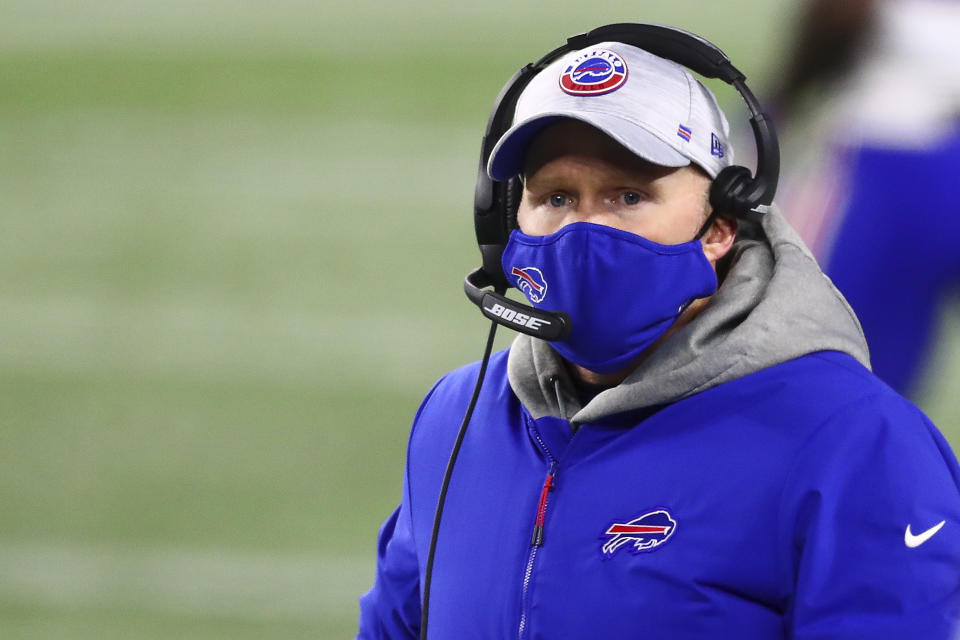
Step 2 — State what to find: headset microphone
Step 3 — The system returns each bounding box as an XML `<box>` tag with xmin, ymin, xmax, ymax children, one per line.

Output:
<box><xmin>464</xmin><ymin>268</ymin><xmax>571</xmax><ymax>340</ymax></box>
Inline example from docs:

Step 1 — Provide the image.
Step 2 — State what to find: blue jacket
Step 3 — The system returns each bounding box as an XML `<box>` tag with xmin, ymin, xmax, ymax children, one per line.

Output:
<box><xmin>359</xmin><ymin>210</ymin><xmax>960</xmax><ymax>638</ymax></box>
<box><xmin>357</xmin><ymin>349</ymin><xmax>960</xmax><ymax>639</ymax></box>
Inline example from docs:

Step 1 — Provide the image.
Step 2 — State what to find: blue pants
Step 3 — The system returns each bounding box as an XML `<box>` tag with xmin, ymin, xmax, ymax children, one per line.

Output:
<box><xmin>824</xmin><ymin>131</ymin><xmax>960</xmax><ymax>396</ymax></box>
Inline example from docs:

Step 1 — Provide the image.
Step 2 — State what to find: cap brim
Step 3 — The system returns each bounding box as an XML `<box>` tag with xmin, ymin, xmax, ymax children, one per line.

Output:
<box><xmin>486</xmin><ymin>112</ymin><xmax>691</xmax><ymax>181</ymax></box>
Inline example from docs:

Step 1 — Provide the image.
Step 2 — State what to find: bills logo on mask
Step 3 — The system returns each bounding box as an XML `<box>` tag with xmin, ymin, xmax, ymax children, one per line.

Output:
<box><xmin>511</xmin><ymin>266</ymin><xmax>548</xmax><ymax>303</ymax></box>
<box><xmin>559</xmin><ymin>49</ymin><xmax>628</xmax><ymax>96</ymax></box>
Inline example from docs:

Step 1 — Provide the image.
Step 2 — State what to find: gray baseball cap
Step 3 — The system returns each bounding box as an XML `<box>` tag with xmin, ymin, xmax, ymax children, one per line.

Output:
<box><xmin>487</xmin><ymin>42</ymin><xmax>734</xmax><ymax>180</ymax></box>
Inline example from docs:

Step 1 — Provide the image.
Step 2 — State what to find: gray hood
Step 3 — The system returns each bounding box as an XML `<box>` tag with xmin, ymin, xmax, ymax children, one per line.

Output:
<box><xmin>507</xmin><ymin>207</ymin><xmax>871</xmax><ymax>424</ymax></box>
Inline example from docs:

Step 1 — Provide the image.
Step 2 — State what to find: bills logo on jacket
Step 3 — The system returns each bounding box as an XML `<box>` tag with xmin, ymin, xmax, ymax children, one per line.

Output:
<box><xmin>511</xmin><ymin>266</ymin><xmax>548</xmax><ymax>303</ymax></box>
<box><xmin>559</xmin><ymin>49</ymin><xmax>628</xmax><ymax>96</ymax></box>
<box><xmin>601</xmin><ymin>509</ymin><xmax>676</xmax><ymax>557</ymax></box>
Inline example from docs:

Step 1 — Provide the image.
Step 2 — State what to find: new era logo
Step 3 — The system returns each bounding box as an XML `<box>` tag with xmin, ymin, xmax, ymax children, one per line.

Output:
<box><xmin>711</xmin><ymin>133</ymin><xmax>725</xmax><ymax>158</ymax></box>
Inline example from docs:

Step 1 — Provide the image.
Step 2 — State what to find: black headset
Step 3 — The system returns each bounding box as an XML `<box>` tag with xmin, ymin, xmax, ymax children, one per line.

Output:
<box><xmin>463</xmin><ymin>22</ymin><xmax>780</xmax><ymax>342</ymax></box>
<box><xmin>421</xmin><ymin>24</ymin><xmax>780</xmax><ymax>639</ymax></box>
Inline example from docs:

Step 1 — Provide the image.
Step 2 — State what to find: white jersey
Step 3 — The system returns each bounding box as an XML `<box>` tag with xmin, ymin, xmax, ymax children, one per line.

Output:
<box><xmin>832</xmin><ymin>0</ymin><xmax>960</xmax><ymax>147</ymax></box>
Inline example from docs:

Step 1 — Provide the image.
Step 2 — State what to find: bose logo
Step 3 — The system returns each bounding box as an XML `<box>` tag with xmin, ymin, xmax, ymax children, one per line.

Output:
<box><xmin>485</xmin><ymin>302</ymin><xmax>550</xmax><ymax>331</ymax></box>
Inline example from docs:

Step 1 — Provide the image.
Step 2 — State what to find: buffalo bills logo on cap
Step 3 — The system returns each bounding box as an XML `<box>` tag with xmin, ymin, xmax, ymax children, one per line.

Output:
<box><xmin>601</xmin><ymin>509</ymin><xmax>676</xmax><ymax>557</ymax></box>
<box><xmin>559</xmin><ymin>49</ymin><xmax>628</xmax><ymax>96</ymax></box>
<box><xmin>511</xmin><ymin>266</ymin><xmax>548</xmax><ymax>303</ymax></box>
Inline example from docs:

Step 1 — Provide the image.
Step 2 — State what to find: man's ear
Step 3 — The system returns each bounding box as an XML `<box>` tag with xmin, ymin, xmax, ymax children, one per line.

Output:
<box><xmin>701</xmin><ymin>215</ymin><xmax>738</xmax><ymax>266</ymax></box>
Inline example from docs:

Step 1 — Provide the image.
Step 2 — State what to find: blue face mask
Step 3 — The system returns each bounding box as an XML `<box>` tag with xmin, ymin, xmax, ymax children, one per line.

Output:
<box><xmin>501</xmin><ymin>222</ymin><xmax>718</xmax><ymax>374</ymax></box>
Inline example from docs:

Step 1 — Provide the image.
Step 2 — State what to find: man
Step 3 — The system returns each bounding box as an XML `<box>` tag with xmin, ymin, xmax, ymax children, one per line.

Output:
<box><xmin>358</xmin><ymin>36</ymin><xmax>960</xmax><ymax>639</ymax></box>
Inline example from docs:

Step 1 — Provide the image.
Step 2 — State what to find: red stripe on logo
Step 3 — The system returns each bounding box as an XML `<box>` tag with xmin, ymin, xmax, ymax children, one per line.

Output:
<box><xmin>605</xmin><ymin>524</ymin><xmax>670</xmax><ymax>535</ymax></box>
<box><xmin>511</xmin><ymin>267</ymin><xmax>543</xmax><ymax>292</ymax></box>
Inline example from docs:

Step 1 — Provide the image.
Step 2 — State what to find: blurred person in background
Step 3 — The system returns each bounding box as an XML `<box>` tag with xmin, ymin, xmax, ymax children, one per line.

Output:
<box><xmin>772</xmin><ymin>0</ymin><xmax>960</xmax><ymax>398</ymax></box>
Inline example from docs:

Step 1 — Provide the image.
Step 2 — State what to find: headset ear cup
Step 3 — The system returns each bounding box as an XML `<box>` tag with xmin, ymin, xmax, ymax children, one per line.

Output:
<box><xmin>710</xmin><ymin>165</ymin><xmax>753</xmax><ymax>215</ymax></box>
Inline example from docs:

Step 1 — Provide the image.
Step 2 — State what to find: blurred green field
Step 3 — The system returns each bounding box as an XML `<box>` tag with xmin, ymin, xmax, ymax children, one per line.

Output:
<box><xmin>2</xmin><ymin>2</ymin><xmax>958</xmax><ymax>638</ymax></box>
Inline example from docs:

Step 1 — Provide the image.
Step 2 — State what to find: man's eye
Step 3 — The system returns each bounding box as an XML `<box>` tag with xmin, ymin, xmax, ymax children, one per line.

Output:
<box><xmin>547</xmin><ymin>194</ymin><xmax>568</xmax><ymax>208</ymax></box>
<box><xmin>621</xmin><ymin>191</ymin><xmax>644</xmax><ymax>205</ymax></box>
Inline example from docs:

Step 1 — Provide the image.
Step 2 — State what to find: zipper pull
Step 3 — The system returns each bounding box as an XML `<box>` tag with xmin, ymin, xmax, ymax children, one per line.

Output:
<box><xmin>531</xmin><ymin>463</ymin><xmax>557</xmax><ymax>547</ymax></box>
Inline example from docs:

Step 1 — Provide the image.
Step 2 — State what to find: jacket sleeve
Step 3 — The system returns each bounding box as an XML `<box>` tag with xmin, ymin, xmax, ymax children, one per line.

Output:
<box><xmin>780</xmin><ymin>393</ymin><xmax>960</xmax><ymax>638</ymax></box>
<box><xmin>357</xmin><ymin>375</ymin><xmax>453</xmax><ymax>639</ymax></box>
<box><xmin>356</xmin><ymin>489</ymin><xmax>421</xmax><ymax>639</ymax></box>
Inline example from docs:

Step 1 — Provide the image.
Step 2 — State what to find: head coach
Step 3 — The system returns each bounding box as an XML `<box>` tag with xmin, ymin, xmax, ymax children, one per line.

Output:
<box><xmin>356</xmin><ymin>23</ymin><xmax>960</xmax><ymax>639</ymax></box>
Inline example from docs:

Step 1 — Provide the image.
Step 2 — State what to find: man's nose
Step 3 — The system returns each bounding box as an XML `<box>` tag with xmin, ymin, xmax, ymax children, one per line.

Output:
<box><xmin>567</xmin><ymin>199</ymin><xmax>611</xmax><ymax>226</ymax></box>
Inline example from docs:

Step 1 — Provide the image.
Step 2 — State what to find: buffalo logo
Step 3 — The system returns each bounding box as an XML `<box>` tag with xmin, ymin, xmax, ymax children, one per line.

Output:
<box><xmin>559</xmin><ymin>49</ymin><xmax>628</xmax><ymax>96</ymax></box>
<box><xmin>511</xmin><ymin>266</ymin><xmax>548</xmax><ymax>303</ymax></box>
<box><xmin>601</xmin><ymin>509</ymin><xmax>676</xmax><ymax>557</ymax></box>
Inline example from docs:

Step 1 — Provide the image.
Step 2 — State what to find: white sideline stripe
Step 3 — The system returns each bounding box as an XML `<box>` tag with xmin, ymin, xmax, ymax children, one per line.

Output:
<box><xmin>0</xmin><ymin>542</ymin><xmax>373</xmax><ymax>620</ymax></box>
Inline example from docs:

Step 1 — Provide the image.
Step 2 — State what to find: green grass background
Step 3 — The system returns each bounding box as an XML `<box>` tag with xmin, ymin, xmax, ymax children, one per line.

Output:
<box><xmin>2</xmin><ymin>1</ymin><xmax>958</xmax><ymax>638</ymax></box>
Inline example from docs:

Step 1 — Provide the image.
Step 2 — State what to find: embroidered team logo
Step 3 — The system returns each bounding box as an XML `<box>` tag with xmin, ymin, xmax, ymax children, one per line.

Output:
<box><xmin>559</xmin><ymin>49</ymin><xmax>628</xmax><ymax>96</ymax></box>
<box><xmin>511</xmin><ymin>266</ymin><xmax>548</xmax><ymax>303</ymax></box>
<box><xmin>601</xmin><ymin>509</ymin><xmax>676</xmax><ymax>557</ymax></box>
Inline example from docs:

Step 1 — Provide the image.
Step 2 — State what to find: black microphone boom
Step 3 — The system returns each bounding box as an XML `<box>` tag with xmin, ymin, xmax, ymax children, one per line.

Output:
<box><xmin>464</xmin><ymin>268</ymin><xmax>571</xmax><ymax>341</ymax></box>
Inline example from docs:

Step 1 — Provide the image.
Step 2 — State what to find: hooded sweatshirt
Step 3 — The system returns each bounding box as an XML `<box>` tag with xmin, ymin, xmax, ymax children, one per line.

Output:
<box><xmin>357</xmin><ymin>209</ymin><xmax>960</xmax><ymax>640</ymax></box>
<box><xmin>508</xmin><ymin>207</ymin><xmax>871</xmax><ymax>424</ymax></box>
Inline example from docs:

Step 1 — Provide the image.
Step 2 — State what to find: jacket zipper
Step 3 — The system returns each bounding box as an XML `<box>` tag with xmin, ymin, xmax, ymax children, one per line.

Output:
<box><xmin>530</xmin><ymin>463</ymin><xmax>556</xmax><ymax>546</ymax></box>
<box><xmin>518</xmin><ymin>377</ymin><xmax>569</xmax><ymax>640</ymax></box>
<box><xmin>518</xmin><ymin>461</ymin><xmax>557</xmax><ymax>640</ymax></box>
